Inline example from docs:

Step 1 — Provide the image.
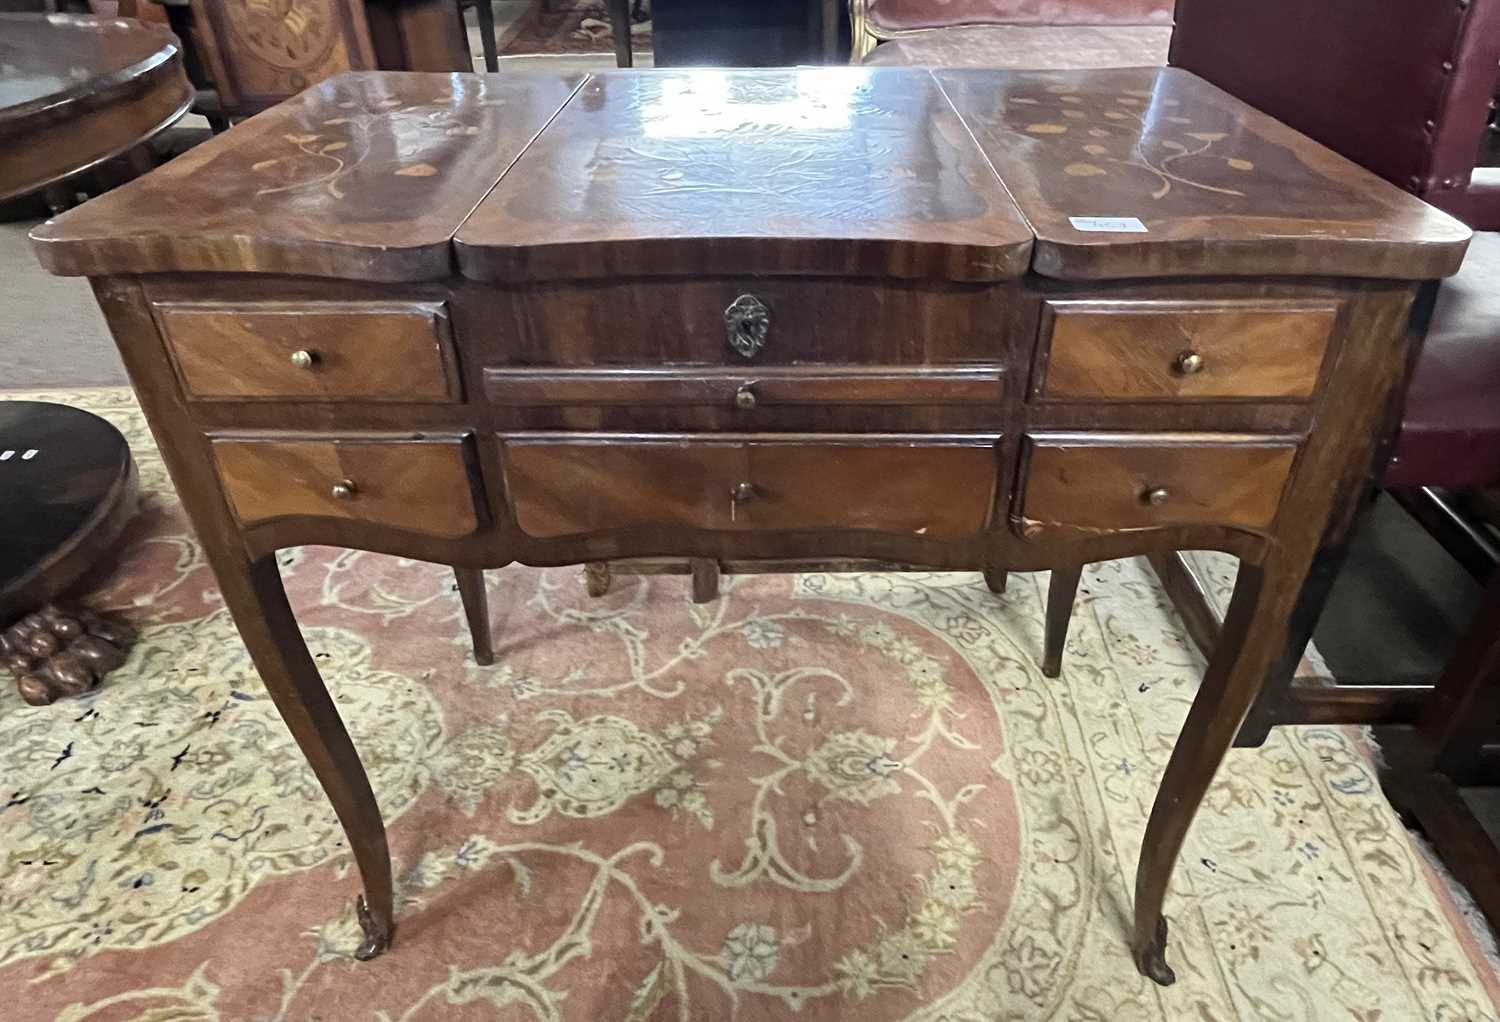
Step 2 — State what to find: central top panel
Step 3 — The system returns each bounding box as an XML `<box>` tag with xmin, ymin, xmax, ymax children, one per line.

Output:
<box><xmin>454</xmin><ymin>68</ymin><xmax>1035</xmax><ymax>283</ymax></box>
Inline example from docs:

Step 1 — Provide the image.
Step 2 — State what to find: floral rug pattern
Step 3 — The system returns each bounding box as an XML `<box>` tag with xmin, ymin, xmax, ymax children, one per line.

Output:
<box><xmin>0</xmin><ymin>388</ymin><xmax>1497</xmax><ymax>1021</ymax></box>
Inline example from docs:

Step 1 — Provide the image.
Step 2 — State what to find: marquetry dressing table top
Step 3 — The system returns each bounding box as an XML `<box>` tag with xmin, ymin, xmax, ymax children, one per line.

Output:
<box><xmin>26</xmin><ymin>66</ymin><xmax>1473</xmax><ymax>982</ymax></box>
<box><xmin>32</xmin><ymin>66</ymin><xmax>1468</xmax><ymax>283</ymax></box>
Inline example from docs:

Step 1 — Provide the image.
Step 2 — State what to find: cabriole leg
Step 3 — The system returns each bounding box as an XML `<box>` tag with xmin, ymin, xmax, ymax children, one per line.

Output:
<box><xmin>220</xmin><ymin>553</ymin><xmax>394</xmax><ymax>960</ymax></box>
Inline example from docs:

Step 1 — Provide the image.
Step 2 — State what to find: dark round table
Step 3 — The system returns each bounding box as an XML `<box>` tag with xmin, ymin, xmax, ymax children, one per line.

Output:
<box><xmin>0</xmin><ymin>12</ymin><xmax>193</xmax><ymax>207</ymax></box>
<box><xmin>0</xmin><ymin>402</ymin><xmax>137</xmax><ymax>705</ymax></box>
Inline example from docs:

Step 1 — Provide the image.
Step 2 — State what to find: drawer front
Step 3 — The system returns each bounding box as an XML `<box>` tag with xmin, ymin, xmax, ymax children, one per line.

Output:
<box><xmin>485</xmin><ymin>366</ymin><xmax>1005</xmax><ymax>409</ymax></box>
<box><xmin>502</xmin><ymin>436</ymin><xmax>998</xmax><ymax>539</ymax></box>
<box><xmin>1036</xmin><ymin>300</ymin><xmax>1338</xmax><ymax>401</ymax></box>
<box><xmin>466</xmin><ymin>278</ymin><xmax>1012</xmax><ymax>366</ymax></box>
<box><xmin>1021</xmin><ymin>436</ymin><xmax>1297</xmax><ymax>533</ymax></box>
<box><xmin>212</xmin><ymin>435</ymin><xmax>480</xmax><ymax>538</ymax></box>
<box><xmin>157</xmin><ymin>301</ymin><xmax>458</xmax><ymax>402</ymax></box>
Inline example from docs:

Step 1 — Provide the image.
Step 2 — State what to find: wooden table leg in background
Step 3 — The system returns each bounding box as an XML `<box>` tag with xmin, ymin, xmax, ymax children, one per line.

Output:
<box><xmin>608</xmin><ymin>0</ymin><xmax>633</xmax><ymax>68</ymax></box>
<box><xmin>1042</xmin><ymin>563</ymin><xmax>1082</xmax><ymax>678</ymax></box>
<box><xmin>454</xmin><ymin>567</ymin><xmax>493</xmax><ymax>665</ymax></box>
<box><xmin>822</xmin><ymin>0</ymin><xmax>839</xmax><ymax>62</ymax></box>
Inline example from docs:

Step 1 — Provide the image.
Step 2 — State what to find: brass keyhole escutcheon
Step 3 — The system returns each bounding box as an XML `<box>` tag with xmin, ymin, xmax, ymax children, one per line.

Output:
<box><xmin>1143</xmin><ymin>486</ymin><xmax>1170</xmax><ymax>506</ymax></box>
<box><xmin>331</xmin><ymin>478</ymin><xmax>358</xmax><ymax>501</ymax></box>
<box><xmin>1175</xmin><ymin>350</ymin><xmax>1205</xmax><ymax>375</ymax></box>
<box><xmin>725</xmin><ymin>294</ymin><xmax>770</xmax><ymax>359</ymax></box>
<box><xmin>290</xmin><ymin>349</ymin><xmax>318</xmax><ymax>370</ymax></box>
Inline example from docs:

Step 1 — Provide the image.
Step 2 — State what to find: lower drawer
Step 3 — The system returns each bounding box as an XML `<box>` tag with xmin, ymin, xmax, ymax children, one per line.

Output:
<box><xmin>1020</xmin><ymin>435</ymin><xmax>1297</xmax><ymax>534</ymax></box>
<box><xmin>501</xmin><ymin>435</ymin><xmax>998</xmax><ymax>539</ymax></box>
<box><xmin>212</xmin><ymin>434</ymin><xmax>481</xmax><ymax>538</ymax></box>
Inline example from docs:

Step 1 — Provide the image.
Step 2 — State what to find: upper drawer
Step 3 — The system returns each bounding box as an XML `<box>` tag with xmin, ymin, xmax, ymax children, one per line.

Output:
<box><xmin>485</xmin><ymin>366</ymin><xmax>1005</xmax><ymax>410</ymax></box>
<box><xmin>155</xmin><ymin>301</ymin><xmax>459</xmax><ymax>402</ymax></box>
<box><xmin>1019</xmin><ymin>434</ymin><xmax>1297</xmax><ymax>535</ymax></box>
<box><xmin>211</xmin><ymin>434</ymin><xmax>481</xmax><ymax>539</ymax></box>
<box><xmin>462</xmin><ymin>278</ymin><xmax>1012</xmax><ymax>366</ymax></box>
<box><xmin>1034</xmin><ymin>299</ymin><xmax>1339</xmax><ymax>401</ymax></box>
<box><xmin>501</xmin><ymin>435</ymin><xmax>998</xmax><ymax>539</ymax></box>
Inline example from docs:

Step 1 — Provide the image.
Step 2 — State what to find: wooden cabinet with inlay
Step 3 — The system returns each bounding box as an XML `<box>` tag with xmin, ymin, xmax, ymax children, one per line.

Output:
<box><xmin>31</xmin><ymin>65</ymin><xmax>1470</xmax><ymax>988</ymax></box>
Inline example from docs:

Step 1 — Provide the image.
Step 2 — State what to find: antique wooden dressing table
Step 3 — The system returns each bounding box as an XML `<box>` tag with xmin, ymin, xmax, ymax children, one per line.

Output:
<box><xmin>29</xmin><ymin>66</ymin><xmax>1469</xmax><ymax>984</ymax></box>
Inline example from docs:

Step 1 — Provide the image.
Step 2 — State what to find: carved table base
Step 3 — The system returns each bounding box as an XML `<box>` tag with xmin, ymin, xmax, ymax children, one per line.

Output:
<box><xmin>2</xmin><ymin>604</ymin><xmax>132</xmax><ymax>705</ymax></box>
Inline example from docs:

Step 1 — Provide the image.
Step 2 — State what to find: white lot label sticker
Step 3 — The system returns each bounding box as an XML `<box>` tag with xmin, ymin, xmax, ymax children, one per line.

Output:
<box><xmin>1068</xmin><ymin>216</ymin><xmax>1148</xmax><ymax>233</ymax></box>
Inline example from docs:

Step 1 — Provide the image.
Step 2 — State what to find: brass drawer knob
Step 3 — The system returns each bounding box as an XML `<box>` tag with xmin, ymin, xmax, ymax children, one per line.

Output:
<box><xmin>1143</xmin><ymin>486</ymin><xmax>1171</xmax><ymax>506</ymax></box>
<box><xmin>734</xmin><ymin>384</ymin><xmax>757</xmax><ymax>410</ymax></box>
<box><xmin>725</xmin><ymin>294</ymin><xmax>770</xmax><ymax>359</ymax></box>
<box><xmin>731</xmin><ymin>481</ymin><xmax>756</xmax><ymax>504</ymax></box>
<box><xmin>1174</xmin><ymin>350</ymin><xmax>1205</xmax><ymax>375</ymax></box>
<box><xmin>290</xmin><ymin>349</ymin><xmax>318</xmax><ymax>370</ymax></box>
<box><xmin>330</xmin><ymin>479</ymin><xmax>358</xmax><ymax>501</ymax></box>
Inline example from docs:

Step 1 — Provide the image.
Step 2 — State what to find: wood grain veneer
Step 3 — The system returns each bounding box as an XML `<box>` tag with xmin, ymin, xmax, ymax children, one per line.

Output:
<box><xmin>1019</xmin><ymin>434</ymin><xmax>1298</xmax><ymax>534</ymax></box>
<box><xmin>212</xmin><ymin>435</ymin><xmax>480</xmax><ymax>538</ymax></box>
<box><xmin>158</xmin><ymin>301</ymin><xmax>457</xmax><ymax>402</ymax></box>
<box><xmin>502</xmin><ymin>435</ymin><xmax>998</xmax><ymax>539</ymax></box>
<box><xmin>1036</xmin><ymin>300</ymin><xmax>1338</xmax><ymax>401</ymax></box>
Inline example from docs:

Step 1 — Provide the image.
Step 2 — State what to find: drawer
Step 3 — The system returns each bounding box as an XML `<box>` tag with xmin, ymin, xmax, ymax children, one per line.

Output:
<box><xmin>212</xmin><ymin>435</ymin><xmax>481</xmax><ymax>538</ymax></box>
<box><xmin>501</xmin><ymin>435</ymin><xmax>998</xmax><ymax>539</ymax></box>
<box><xmin>1020</xmin><ymin>435</ymin><xmax>1297</xmax><ymax>533</ymax></box>
<box><xmin>484</xmin><ymin>366</ymin><xmax>1005</xmax><ymax>409</ymax></box>
<box><xmin>156</xmin><ymin>301</ymin><xmax>458</xmax><ymax>402</ymax></box>
<box><xmin>1035</xmin><ymin>299</ymin><xmax>1338</xmax><ymax>401</ymax></box>
<box><xmin>464</xmin><ymin>278</ymin><xmax>1011</xmax><ymax>366</ymax></box>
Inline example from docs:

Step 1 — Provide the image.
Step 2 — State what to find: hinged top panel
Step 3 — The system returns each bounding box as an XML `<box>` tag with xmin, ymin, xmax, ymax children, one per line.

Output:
<box><xmin>454</xmin><ymin>68</ymin><xmax>1035</xmax><ymax>282</ymax></box>
<box><xmin>936</xmin><ymin>66</ymin><xmax>1470</xmax><ymax>280</ymax></box>
<box><xmin>31</xmin><ymin>71</ymin><xmax>585</xmax><ymax>282</ymax></box>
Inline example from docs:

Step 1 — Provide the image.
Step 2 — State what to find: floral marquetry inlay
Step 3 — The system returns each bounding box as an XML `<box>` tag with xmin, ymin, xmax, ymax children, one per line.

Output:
<box><xmin>224</xmin><ymin>0</ymin><xmax>339</xmax><ymax>71</ymax></box>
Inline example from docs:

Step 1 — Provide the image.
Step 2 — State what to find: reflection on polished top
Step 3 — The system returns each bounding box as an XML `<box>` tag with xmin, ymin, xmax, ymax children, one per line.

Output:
<box><xmin>0</xmin><ymin>13</ymin><xmax>180</xmax><ymax>115</ymax></box>
<box><xmin>32</xmin><ymin>65</ymin><xmax>1471</xmax><ymax>284</ymax></box>
<box><xmin>454</xmin><ymin>69</ymin><xmax>1033</xmax><ymax>282</ymax></box>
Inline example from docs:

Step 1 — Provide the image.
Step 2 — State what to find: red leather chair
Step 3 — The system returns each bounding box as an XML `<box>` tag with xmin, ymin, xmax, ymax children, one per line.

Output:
<box><xmin>855</xmin><ymin>0</ymin><xmax>1173</xmax><ymax>68</ymax></box>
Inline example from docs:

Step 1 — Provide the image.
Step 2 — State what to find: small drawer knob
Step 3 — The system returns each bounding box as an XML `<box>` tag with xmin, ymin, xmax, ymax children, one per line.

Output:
<box><xmin>731</xmin><ymin>481</ymin><xmax>756</xmax><ymax>504</ymax></box>
<box><xmin>330</xmin><ymin>479</ymin><xmax>358</xmax><ymax>501</ymax></box>
<box><xmin>1143</xmin><ymin>486</ymin><xmax>1171</xmax><ymax>506</ymax></box>
<box><xmin>290</xmin><ymin>349</ymin><xmax>318</xmax><ymax>370</ymax></box>
<box><xmin>734</xmin><ymin>384</ymin><xmax>757</xmax><ymax>410</ymax></box>
<box><xmin>1174</xmin><ymin>350</ymin><xmax>1205</xmax><ymax>375</ymax></box>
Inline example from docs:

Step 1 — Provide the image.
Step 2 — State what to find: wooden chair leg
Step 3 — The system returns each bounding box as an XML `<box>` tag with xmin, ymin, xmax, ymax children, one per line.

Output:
<box><xmin>607</xmin><ymin>0</ymin><xmax>633</xmax><ymax>67</ymax></box>
<box><xmin>690</xmin><ymin>558</ymin><xmax>720</xmax><ymax>603</ymax></box>
<box><xmin>1042</xmin><ymin>563</ymin><xmax>1082</xmax><ymax>678</ymax></box>
<box><xmin>983</xmin><ymin>567</ymin><xmax>1008</xmax><ymax>594</ymax></box>
<box><xmin>1423</xmin><ymin>571</ymin><xmax>1500</xmax><ymax>782</ymax></box>
<box><xmin>584</xmin><ymin>561</ymin><xmax>612</xmax><ymax>597</ymax></box>
<box><xmin>453</xmin><ymin>567</ymin><xmax>493</xmax><ymax>666</ymax></box>
<box><xmin>474</xmin><ymin>0</ymin><xmax>499</xmax><ymax>72</ymax></box>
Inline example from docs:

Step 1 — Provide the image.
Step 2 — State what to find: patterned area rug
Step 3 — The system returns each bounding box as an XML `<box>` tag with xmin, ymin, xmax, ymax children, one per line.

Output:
<box><xmin>2</xmin><ymin>387</ymin><xmax>1498</xmax><ymax>1021</ymax></box>
<box><xmin>497</xmin><ymin>1</ymin><xmax>653</xmax><ymax>58</ymax></box>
